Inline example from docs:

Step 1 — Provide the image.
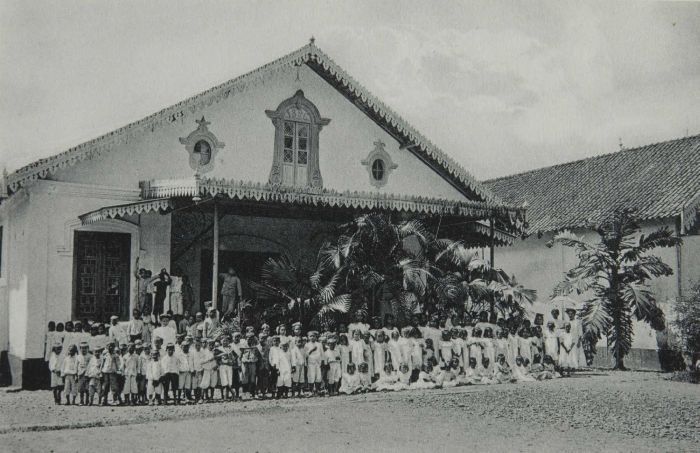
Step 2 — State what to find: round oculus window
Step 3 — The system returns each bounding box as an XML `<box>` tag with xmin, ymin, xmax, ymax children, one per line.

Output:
<box><xmin>371</xmin><ymin>158</ymin><xmax>385</xmax><ymax>181</ymax></box>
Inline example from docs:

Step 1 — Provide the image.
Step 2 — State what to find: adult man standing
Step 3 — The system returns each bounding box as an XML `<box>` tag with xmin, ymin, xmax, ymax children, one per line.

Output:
<box><xmin>151</xmin><ymin>269</ymin><xmax>172</xmax><ymax>318</ymax></box>
<box><xmin>219</xmin><ymin>268</ymin><xmax>242</xmax><ymax>317</ymax></box>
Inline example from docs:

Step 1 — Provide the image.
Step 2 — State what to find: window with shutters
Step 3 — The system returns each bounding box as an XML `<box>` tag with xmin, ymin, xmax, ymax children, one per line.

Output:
<box><xmin>266</xmin><ymin>90</ymin><xmax>330</xmax><ymax>189</ymax></box>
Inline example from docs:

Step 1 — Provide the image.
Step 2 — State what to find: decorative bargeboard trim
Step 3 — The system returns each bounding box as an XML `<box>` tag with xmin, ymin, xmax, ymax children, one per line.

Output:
<box><xmin>80</xmin><ymin>198</ymin><xmax>174</xmax><ymax>224</ymax></box>
<box><xmin>140</xmin><ymin>177</ymin><xmax>521</xmax><ymax>220</ymax></box>
<box><xmin>6</xmin><ymin>41</ymin><xmax>501</xmax><ymax>208</ymax></box>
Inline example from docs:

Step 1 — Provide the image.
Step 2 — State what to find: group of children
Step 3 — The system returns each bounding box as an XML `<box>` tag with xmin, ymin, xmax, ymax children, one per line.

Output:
<box><xmin>45</xmin><ymin>308</ymin><xmax>583</xmax><ymax>406</ymax></box>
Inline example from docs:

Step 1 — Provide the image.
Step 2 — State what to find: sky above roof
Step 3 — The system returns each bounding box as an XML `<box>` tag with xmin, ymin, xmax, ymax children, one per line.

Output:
<box><xmin>1</xmin><ymin>0</ymin><xmax>699</xmax><ymax>179</ymax></box>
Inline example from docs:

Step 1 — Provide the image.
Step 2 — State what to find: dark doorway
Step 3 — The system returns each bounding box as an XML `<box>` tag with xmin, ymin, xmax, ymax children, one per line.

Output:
<box><xmin>200</xmin><ymin>249</ymin><xmax>280</xmax><ymax>308</ymax></box>
<box><xmin>73</xmin><ymin>231</ymin><xmax>131</xmax><ymax>321</ymax></box>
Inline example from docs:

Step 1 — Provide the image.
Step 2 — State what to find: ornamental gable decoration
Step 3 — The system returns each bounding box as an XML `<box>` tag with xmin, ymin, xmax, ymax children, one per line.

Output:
<box><xmin>179</xmin><ymin>117</ymin><xmax>225</xmax><ymax>174</ymax></box>
<box><xmin>265</xmin><ymin>90</ymin><xmax>330</xmax><ymax>190</ymax></box>
<box><xmin>361</xmin><ymin>140</ymin><xmax>397</xmax><ymax>188</ymax></box>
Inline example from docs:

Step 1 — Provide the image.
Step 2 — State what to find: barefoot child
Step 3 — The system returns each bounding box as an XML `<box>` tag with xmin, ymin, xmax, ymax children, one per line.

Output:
<box><xmin>49</xmin><ymin>342</ymin><xmax>65</xmax><ymax>404</ymax></box>
<box><xmin>62</xmin><ymin>344</ymin><xmax>79</xmax><ymax>405</ymax></box>
<box><xmin>275</xmin><ymin>341</ymin><xmax>292</xmax><ymax>398</ymax></box>
<box><xmin>76</xmin><ymin>341</ymin><xmax>92</xmax><ymax>405</ymax></box>
<box><xmin>86</xmin><ymin>347</ymin><xmax>103</xmax><ymax>405</ymax></box>
<box><xmin>100</xmin><ymin>342</ymin><xmax>121</xmax><ymax>405</ymax></box>
<box><xmin>324</xmin><ymin>337</ymin><xmax>342</xmax><ymax>396</ymax></box>
<box><xmin>122</xmin><ymin>342</ymin><xmax>139</xmax><ymax>405</ymax></box>
<box><xmin>289</xmin><ymin>337</ymin><xmax>306</xmax><ymax>397</ymax></box>
<box><xmin>305</xmin><ymin>331</ymin><xmax>323</xmax><ymax>395</ymax></box>
<box><xmin>338</xmin><ymin>362</ymin><xmax>361</xmax><ymax>395</ymax></box>
<box><xmin>240</xmin><ymin>334</ymin><xmax>260</xmax><ymax>399</ymax></box>
<box><xmin>146</xmin><ymin>350</ymin><xmax>163</xmax><ymax>405</ymax></box>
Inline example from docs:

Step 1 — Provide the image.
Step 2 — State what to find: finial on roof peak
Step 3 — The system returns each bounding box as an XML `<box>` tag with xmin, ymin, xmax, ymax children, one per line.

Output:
<box><xmin>196</xmin><ymin>116</ymin><xmax>210</xmax><ymax>129</ymax></box>
<box><xmin>309</xmin><ymin>36</ymin><xmax>316</xmax><ymax>46</ymax></box>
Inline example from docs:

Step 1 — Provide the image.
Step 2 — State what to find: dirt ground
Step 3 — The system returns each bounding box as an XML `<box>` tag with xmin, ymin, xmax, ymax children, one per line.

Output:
<box><xmin>0</xmin><ymin>371</ymin><xmax>697</xmax><ymax>452</ymax></box>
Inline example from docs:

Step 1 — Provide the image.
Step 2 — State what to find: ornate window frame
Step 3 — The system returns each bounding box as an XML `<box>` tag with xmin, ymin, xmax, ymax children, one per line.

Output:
<box><xmin>179</xmin><ymin>117</ymin><xmax>225</xmax><ymax>174</ymax></box>
<box><xmin>361</xmin><ymin>140</ymin><xmax>397</xmax><ymax>188</ymax></box>
<box><xmin>265</xmin><ymin>90</ymin><xmax>330</xmax><ymax>189</ymax></box>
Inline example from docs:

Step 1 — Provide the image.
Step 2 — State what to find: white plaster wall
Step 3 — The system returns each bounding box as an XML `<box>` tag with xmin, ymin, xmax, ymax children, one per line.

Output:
<box><xmin>5</xmin><ymin>181</ymin><xmax>172</xmax><ymax>362</ymax></box>
<box><xmin>491</xmin><ymin>219</ymin><xmax>683</xmax><ymax>351</ymax></box>
<box><xmin>50</xmin><ymin>64</ymin><xmax>468</xmax><ymax>202</ymax></box>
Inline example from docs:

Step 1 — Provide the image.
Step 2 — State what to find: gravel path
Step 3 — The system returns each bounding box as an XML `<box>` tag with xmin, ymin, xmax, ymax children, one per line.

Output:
<box><xmin>0</xmin><ymin>371</ymin><xmax>697</xmax><ymax>452</ymax></box>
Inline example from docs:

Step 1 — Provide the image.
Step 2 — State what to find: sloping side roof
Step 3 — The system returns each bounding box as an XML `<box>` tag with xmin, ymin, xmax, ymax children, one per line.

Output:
<box><xmin>4</xmin><ymin>41</ymin><xmax>500</xmax><ymax>205</ymax></box>
<box><xmin>484</xmin><ymin>135</ymin><xmax>700</xmax><ymax>233</ymax></box>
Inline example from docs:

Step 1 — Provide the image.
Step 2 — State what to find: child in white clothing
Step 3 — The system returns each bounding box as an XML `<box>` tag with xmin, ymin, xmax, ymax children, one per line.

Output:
<box><xmin>338</xmin><ymin>362</ymin><xmax>361</xmax><ymax>395</ymax></box>
<box><xmin>49</xmin><ymin>342</ymin><xmax>64</xmax><ymax>404</ymax></box>
<box><xmin>275</xmin><ymin>341</ymin><xmax>292</xmax><ymax>399</ymax></box>
<box><xmin>375</xmin><ymin>363</ymin><xmax>398</xmax><ymax>392</ymax></box>
<box><xmin>323</xmin><ymin>337</ymin><xmax>342</xmax><ymax>396</ymax></box>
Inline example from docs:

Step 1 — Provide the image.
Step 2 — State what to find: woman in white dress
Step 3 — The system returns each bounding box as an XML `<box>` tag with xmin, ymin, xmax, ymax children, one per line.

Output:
<box><xmin>543</xmin><ymin>322</ymin><xmax>560</xmax><ymax>365</ymax></box>
<box><xmin>558</xmin><ymin>322</ymin><xmax>578</xmax><ymax>370</ymax></box>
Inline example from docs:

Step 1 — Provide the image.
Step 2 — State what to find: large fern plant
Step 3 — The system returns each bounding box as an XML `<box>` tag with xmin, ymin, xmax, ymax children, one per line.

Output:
<box><xmin>249</xmin><ymin>254</ymin><xmax>351</xmax><ymax>330</ymax></box>
<box><xmin>547</xmin><ymin>209</ymin><xmax>681</xmax><ymax>370</ymax></box>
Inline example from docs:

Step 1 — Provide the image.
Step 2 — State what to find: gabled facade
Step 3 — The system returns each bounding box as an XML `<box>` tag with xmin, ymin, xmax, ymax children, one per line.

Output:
<box><xmin>0</xmin><ymin>41</ymin><xmax>524</xmax><ymax>388</ymax></box>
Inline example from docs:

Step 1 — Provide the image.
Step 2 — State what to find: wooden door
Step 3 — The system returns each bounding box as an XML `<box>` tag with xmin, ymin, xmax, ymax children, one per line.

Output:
<box><xmin>73</xmin><ymin>231</ymin><xmax>131</xmax><ymax>321</ymax></box>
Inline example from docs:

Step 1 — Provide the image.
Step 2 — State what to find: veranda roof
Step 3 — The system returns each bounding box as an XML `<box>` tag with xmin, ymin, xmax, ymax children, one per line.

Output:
<box><xmin>80</xmin><ymin>198</ymin><xmax>174</xmax><ymax>224</ymax></box>
<box><xmin>141</xmin><ymin>177</ymin><xmax>524</xmax><ymax>221</ymax></box>
<box><xmin>78</xmin><ymin>177</ymin><xmax>526</xmax><ymax>231</ymax></box>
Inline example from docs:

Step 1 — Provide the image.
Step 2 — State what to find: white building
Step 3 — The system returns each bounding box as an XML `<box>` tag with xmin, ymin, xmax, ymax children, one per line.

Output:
<box><xmin>0</xmin><ymin>41</ymin><xmax>524</xmax><ymax>388</ymax></box>
<box><xmin>485</xmin><ymin>135</ymin><xmax>700</xmax><ymax>369</ymax></box>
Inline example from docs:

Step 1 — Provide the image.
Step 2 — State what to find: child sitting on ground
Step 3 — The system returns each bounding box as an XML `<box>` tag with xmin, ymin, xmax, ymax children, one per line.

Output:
<box><xmin>512</xmin><ymin>356</ymin><xmax>536</xmax><ymax>382</ymax></box>
<box><xmin>436</xmin><ymin>357</ymin><xmax>459</xmax><ymax>388</ymax></box>
<box><xmin>394</xmin><ymin>363</ymin><xmax>411</xmax><ymax>391</ymax></box>
<box><xmin>492</xmin><ymin>353</ymin><xmax>515</xmax><ymax>384</ymax></box>
<box><xmin>411</xmin><ymin>364</ymin><xmax>437</xmax><ymax>390</ymax></box>
<box><xmin>357</xmin><ymin>361</ymin><xmax>372</xmax><ymax>392</ymax></box>
<box><xmin>375</xmin><ymin>363</ymin><xmax>398</xmax><ymax>392</ymax></box>
<box><xmin>477</xmin><ymin>357</ymin><xmax>493</xmax><ymax>384</ymax></box>
<box><xmin>339</xmin><ymin>362</ymin><xmax>361</xmax><ymax>395</ymax></box>
<box><xmin>537</xmin><ymin>355</ymin><xmax>561</xmax><ymax>380</ymax></box>
<box><xmin>459</xmin><ymin>357</ymin><xmax>479</xmax><ymax>385</ymax></box>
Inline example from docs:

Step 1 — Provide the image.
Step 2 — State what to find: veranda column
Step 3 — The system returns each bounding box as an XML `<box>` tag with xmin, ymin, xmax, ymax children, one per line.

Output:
<box><xmin>212</xmin><ymin>201</ymin><xmax>219</xmax><ymax>311</ymax></box>
<box><xmin>489</xmin><ymin>217</ymin><xmax>495</xmax><ymax>267</ymax></box>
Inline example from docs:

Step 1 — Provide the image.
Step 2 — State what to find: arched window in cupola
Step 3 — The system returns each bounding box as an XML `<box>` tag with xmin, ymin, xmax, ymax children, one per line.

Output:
<box><xmin>265</xmin><ymin>90</ymin><xmax>330</xmax><ymax>189</ymax></box>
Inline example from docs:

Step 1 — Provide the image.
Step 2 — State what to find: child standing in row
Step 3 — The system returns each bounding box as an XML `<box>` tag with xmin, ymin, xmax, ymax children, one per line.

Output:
<box><xmin>61</xmin><ymin>344</ymin><xmax>79</xmax><ymax>405</ymax></box>
<box><xmin>49</xmin><ymin>343</ymin><xmax>64</xmax><ymax>404</ymax></box>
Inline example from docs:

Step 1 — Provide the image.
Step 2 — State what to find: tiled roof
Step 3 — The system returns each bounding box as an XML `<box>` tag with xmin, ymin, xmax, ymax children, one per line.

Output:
<box><xmin>3</xmin><ymin>41</ymin><xmax>502</xmax><ymax>206</ymax></box>
<box><xmin>484</xmin><ymin>135</ymin><xmax>700</xmax><ymax>233</ymax></box>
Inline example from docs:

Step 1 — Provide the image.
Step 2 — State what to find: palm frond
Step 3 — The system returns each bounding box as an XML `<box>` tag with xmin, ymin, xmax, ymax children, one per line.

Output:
<box><xmin>621</xmin><ymin>283</ymin><xmax>665</xmax><ymax>330</ymax></box>
<box><xmin>579</xmin><ymin>297</ymin><xmax>612</xmax><ymax>338</ymax></box>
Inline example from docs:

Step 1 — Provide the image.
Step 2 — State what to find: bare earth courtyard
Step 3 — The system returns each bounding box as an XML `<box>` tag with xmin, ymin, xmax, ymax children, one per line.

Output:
<box><xmin>0</xmin><ymin>371</ymin><xmax>696</xmax><ymax>453</ymax></box>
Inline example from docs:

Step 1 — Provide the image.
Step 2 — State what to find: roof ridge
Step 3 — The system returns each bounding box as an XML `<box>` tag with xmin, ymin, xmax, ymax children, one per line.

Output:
<box><xmin>4</xmin><ymin>41</ymin><xmax>504</xmax><ymax>209</ymax></box>
<box><xmin>485</xmin><ymin>133</ymin><xmax>700</xmax><ymax>184</ymax></box>
<box><xmin>8</xmin><ymin>42</ymin><xmax>313</xmax><ymax>181</ymax></box>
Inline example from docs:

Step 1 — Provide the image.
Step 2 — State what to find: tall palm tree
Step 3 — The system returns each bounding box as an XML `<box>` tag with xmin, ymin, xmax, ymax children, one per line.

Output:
<box><xmin>547</xmin><ymin>209</ymin><xmax>681</xmax><ymax>370</ymax></box>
